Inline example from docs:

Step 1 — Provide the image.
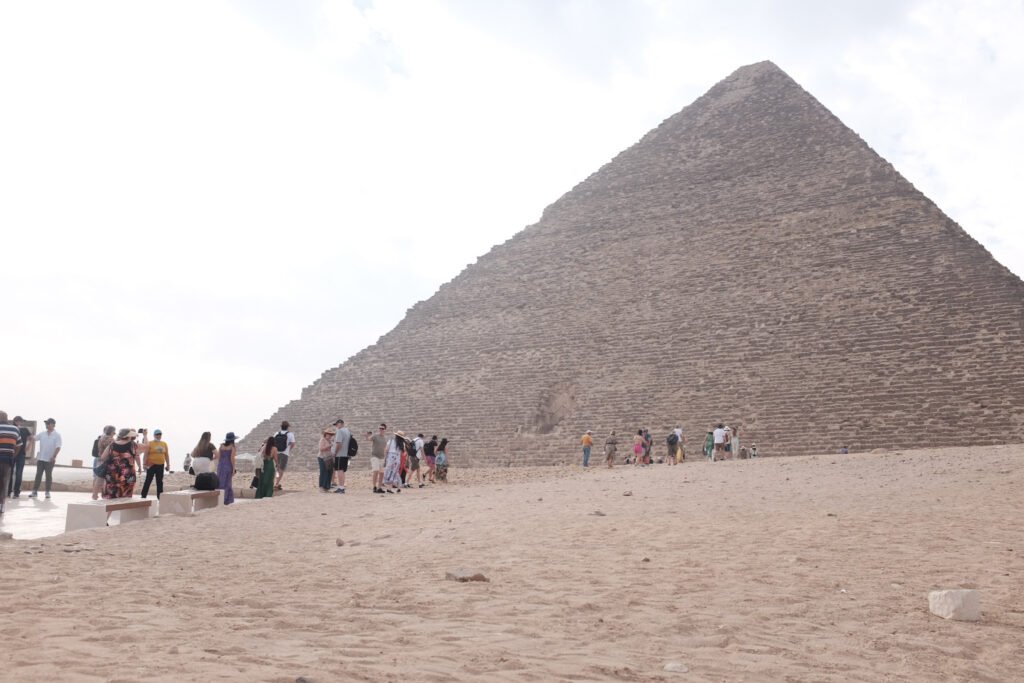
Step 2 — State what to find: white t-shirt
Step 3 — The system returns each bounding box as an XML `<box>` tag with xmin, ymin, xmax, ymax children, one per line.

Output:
<box><xmin>277</xmin><ymin>430</ymin><xmax>296</xmax><ymax>455</ymax></box>
<box><xmin>673</xmin><ymin>428</ymin><xmax>683</xmax><ymax>442</ymax></box>
<box><xmin>414</xmin><ymin>437</ymin><xmax>424</xmax><ymax>456</ymax></box>
<box><xmin>333</xmin><ymin>427</ymin><xmax>352</xmax><ymax>457</ymax></box>
<box><xmin>35</xmin><ymin>430</ymin><xmax>63</xmax><ymax>462</ymax></box>
<box><xmin>712</xmin><ymin>428</ymin><xmax>725</xmax><ymax>444</ymax></box>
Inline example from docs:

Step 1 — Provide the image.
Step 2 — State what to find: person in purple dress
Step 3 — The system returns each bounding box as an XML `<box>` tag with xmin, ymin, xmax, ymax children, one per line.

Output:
<box><xmin>214</xmin><ymin>432</ymin><xmax>238</xmax><ymax>505</ymax></box>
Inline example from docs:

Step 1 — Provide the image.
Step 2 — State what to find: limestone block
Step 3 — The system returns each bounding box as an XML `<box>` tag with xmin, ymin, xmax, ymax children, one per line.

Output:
<box><xmin>928</xmin><ymin>589</ymin><xmax>980</xmax><ymax>621</ymax></box>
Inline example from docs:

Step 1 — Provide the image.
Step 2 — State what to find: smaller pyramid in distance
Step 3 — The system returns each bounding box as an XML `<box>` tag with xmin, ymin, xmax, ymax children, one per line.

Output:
<box><xmin>243</xmin><ymin>60</ymin><xmax>1024</xmax><ymax>468</ymax></box>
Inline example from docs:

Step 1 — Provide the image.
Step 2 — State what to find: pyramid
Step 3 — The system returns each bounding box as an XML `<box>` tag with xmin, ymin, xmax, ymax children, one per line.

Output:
<box><xmin>244</xmin><ymin>61</ymin><xmax>1024</xmax><ymax>467</ymax></box>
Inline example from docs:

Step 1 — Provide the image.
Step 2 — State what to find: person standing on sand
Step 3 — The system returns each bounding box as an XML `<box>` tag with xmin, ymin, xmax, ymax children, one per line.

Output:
<box><xmin>332</xmin><ymin>419</ymin><xmax>352</xmax><ymax>494</ymax></box>
<box><xmin>410</xmin><ymin>433</ymin><xmax>425</xmax><ymax>488</ymax></box>
<box><xmin>370</xmin><ymin>424</ymin><xmax>388</xmax><ymax>493</ymax></box>
<box><xmin>100</xmin><ymin>428</ymin><xmax>138</xmax><ymax>499</ymax></box>
<box><xmin>703</xmin><ymin>429</ymin><xmax>714</xmax><ymax>460</ymax></box>
<box><xmin>632</xmin><ymin>430</ymin><xmax>645</xmax><ymax>466</ymax></box>
<box><xmin>604</xmin><ymin>431</ymin><xmax>617</xmax><ymax>468</ymax></box>
<box><xmin>0</xmin><ymin>411</ymin><xmax>24</xmax><ymax>516</ymax></box>
<box><xmin>723</xmin><ymin>426</ymin><xmax>733</xmax><ymax>459</ymax></box>
<box><xmin>712</xmin><ymin>424</ymin><xmax>726</xmax><ymax>462</ymax></box>
<box><xmin>435</xmin><ymin>438</ymin><xmax>449</xmax><ymax>482</ymax></box>
<box><xmin>256</xmin><ymin>436</ymin><xmax>278</xmax><ymax>499</ymax></box>
<box><xmin>423</xmin><ymin>435</ymin><xmax>438</xmax><ymax>483</ymax></box>
<box><xmin>383</xmin><ymin>431</ymin><xmax>406</xmax><ymax>493</ymax></box>
<box><xmin>29</xmin><ymin>418</ymin><xmax>62</xmax><ymax>499</ymax></box>
<box><xmin>318</xmin><ymin>426</ymin><xmax>336</xmax><ymax>492</ymax></box>
<box><xmin>273</xmin><ymin>421</ymin><xmax>295</xmax><ymax>491</ymax></box>
<box><xmin>139</xmin><ymin>428</ymin><xmax>171</xmax><ymax>499</ymax></box>
<box><xmin>215</xmin><ymin>432</ymin><xmax>238</xmax><ymax>505</ymax></box>
<box><xmin>731</xmin><ymin>425</ymin><xmax>741</xmax><ymax>462</ymax></box>
<box><xmin>580</xmin><ymin>430</ymin><xmax>593</xmax><ymax>467</ymax></box>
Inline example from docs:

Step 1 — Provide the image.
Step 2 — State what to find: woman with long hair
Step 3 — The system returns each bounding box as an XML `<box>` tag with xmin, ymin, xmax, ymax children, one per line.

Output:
<box><xmin>99</xmin><ymin>428</ymin><xmax>138</xmax><ymax>499</ymax></box>
<box><xmin>434</xmin><ymin>438</ymin><xmax>449</xmax><ymax>482</ymax></box>
<box><xmin>215</xmin><ymin>432</ymin><xmax>238</xmax><ymax>505</ymax></box>
<box><xmin>632</xmin><ymin>429</ymin><xmax>644</xmax><ymax>466</ymax></box>
<box><xmin>382</xmin><ymin>431</ymin><xmax>405</xmax><ymax>493</ymax></box>
<box><xmin>256</xmin><ymin>436</ymin><xmax>278</xmax><ymax>499</ymax></box>
<box><xmin>191</xmin><ymin>432</ymin><xmax>216</xmax><ymax>474</ymax></box>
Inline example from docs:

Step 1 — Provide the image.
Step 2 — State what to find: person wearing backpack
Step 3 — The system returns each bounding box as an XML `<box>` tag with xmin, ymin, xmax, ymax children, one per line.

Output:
<box><xmin>331</xmin><ymin>418</ymin><xmax>352</xmax><ymax>494</ymax></box>
<box><xmin>272</xmin><ymin>421</ymin><xmax>295</xmax><ymax>491</ymax></box>
<box><xmin>665</xmin><ymin>431</ymin><xmax>679</xmax><ymax>466</ymax></box>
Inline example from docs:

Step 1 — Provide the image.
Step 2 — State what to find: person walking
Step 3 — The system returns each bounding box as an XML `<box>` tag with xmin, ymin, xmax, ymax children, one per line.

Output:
<box><xmin>723</xmin><ymin>426</ymin><xmax>733</xmax><ymax>460</ymax></box>
<box><xmin>29</xmin><ymin>418</ymin><xmax>62</xmax><ymax>499</ymax></box>
<box><xmin>409</xmin><ymin>433</ymin><xmax>425</xmax><ymax>488</ymax></box>
<box><xmin>580</xmin><ymin>430</ymin><xmax>593</xmax><ymax>467</ymax></box>
<box><xmin>631</xmin><ymin>430</ymin><xmax>645</xmax><ymax>466</ymax></box>
<box><xmin>703</xmin><ymin>429</ymin><xmax>714</xmax><ymax>460</ymax></box>
<box><xmin>712</xmin><ymin>423</ymin><xmax>726</xmax><ymax>462</ymax></box>
<box><xmin>604</xmin><ymin>430</ymin><xmax>618</xmax><ymax>468</ymax></box>
<box><xmin>423</xmin><ymin>435</ymin><xmax>438</xmax><ymax>483</ymax></box>
<box><xmin>215</xmin><ymin>432</ymin><xmax>238</xmax><ymax>504</ymax></box>
<box><xmin>255</xmin><ymin>436</ymin><xmax>278</xmax><ymax>499</ymax></box>
<box><xmin>731</xmin><ymin>425</ymin><xmax>741</xmax><ymax>462</ymax></box>
<box><xmin>272</xmin><ymin>421</ymin><xmax>295</xmax><ymax>491</ymax></box>
<box><xmin>8</xmin><ymin>416</ymin><xmax>32</xmax><ymax>499</ymax></box>
<box><xmin>434</xmin><ymin>438</ymin><xmax>449</xmax><ymax>482</ymax></box>
<box><xmin>0</xmin><ymin>411</ymin><xmax>23</xmax><ymax>516</ymax></box>
<box><xmin>382</xmin><ymin>431</ymin><xmax>406</xmax><ymax>493</ymax></box>
<box><xmin>370</xmin><ymin>424</ymin><xmax>388</xmax><ymax>493</ymax></box>
<box><xmin>99</xmin><ymin>428</ymin><xmax>138</xmax><ymax>499</ymax></box>
<box><xmin>318</xmin><ymin>426</ymin><xmax>336</xmax><ymax>492</ymax></box>
<box><xmin>140</xmin><ymin>428</ymin><xmax>171</xmax><ymax>499</ymax></box>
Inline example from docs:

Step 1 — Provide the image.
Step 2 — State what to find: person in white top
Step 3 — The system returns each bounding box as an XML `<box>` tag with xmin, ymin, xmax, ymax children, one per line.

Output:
<box><xmin>331</xmin><ymin>419</ymin><xmax>352</xmax><ymax>493</ymax></box>
<box><xmin>273</xmin><ymin>421</ymin><xmax>296</xmax><ymax>491</ymax></box>
<box><xmin>711</xmin><ymin>423</ymin><xmax>726</xmax><ymax>463</ymax></box>
<box><xmin>29</xmin><ymin>418</ymin><xmax>62</xmax><ymax>499</ymax></box>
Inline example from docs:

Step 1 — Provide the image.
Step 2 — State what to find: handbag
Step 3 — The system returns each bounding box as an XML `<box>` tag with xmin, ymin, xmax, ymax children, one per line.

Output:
<box><xmin>93</xmin><ymin>462</ymin><xmax>108</xmax><ymax>478</ymax></box>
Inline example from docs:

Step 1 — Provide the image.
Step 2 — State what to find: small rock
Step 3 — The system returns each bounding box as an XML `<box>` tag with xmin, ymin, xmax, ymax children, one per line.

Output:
<box><xmin>169</xmin><ymin>646</ymin><xmax>179</xmax><ymax>655</ymax></box>
<box><xmin>590</xmin><ymin>511</ymin><xmax>606</xmax><ymax>516</ymax></box>
<box><xmin>296</xmin><ymin>677</ymin><xmax>314</xmax><ymax>683</ymax></box>
<box><xmin>0</xmin><ymin>531</ymin><xmax>13</xmax><ymax>541</ymax></box>
<box><xmin>663</xmin><ymin>661</ymin><xmax>689</xmax><ymax>673</ymax></box>
<box><xmin>336</xmin><ymin>539</ymin><xmax>345</xmax><ymax>547</ymax></box>
<box><xmin>641</xmin><ymin>557</ymin><xmax>650</xmax><ymax>563</ymax></box>
<box><xmin>826</xmin><ymin>513</ymin><xmax>837</xmax><ymax>517</ymax></box>
<box><xmin>928</xmin><ymin>589</ymin><xmax>981</xmax><ymax>621</ymax></box>
<box><xmin>446</xmin><ymin>569</ymin><xmax>490</xmax><ymax>583</ymax></box>
<box><xmin>623</xmin><ymin>491</ymin><xmax>633</xmax><ymax>497</ymax></box>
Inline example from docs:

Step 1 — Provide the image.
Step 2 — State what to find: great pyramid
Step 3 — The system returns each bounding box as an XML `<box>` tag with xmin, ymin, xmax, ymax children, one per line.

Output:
<box><xmin>244</xmin><ymin>60</ymin><xmax>1024</xmax><ymax>467</ymax></box>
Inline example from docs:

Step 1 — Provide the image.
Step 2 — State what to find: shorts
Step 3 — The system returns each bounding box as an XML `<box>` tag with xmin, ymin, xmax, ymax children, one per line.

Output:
<box><xmin>425</xmin><ymin>455</ymin><xmax>436</xmax><ymax>468</ymax></box>
<box><xmin>409</xmin><ymin>456</ymin><xmax>420</xmax><ymax>470</ymax></box>
<box><xmin>278</xmin><ymin>453</ymin><xmax>289</xmax><ymax>471</ymax></box>
<box><xmin>334</xmin><ymin>456</ymin><xmax>349</xmax><ymax>472</ymax></box>
<box><xmin>714</xmin><ymin>443</ymin><xmax>724</xmax><ymax>452</ymax></box>
<box><xmin>370</xmin><ymin>456</ymin><xmax>383</xmax><ymax>472</ymax></box>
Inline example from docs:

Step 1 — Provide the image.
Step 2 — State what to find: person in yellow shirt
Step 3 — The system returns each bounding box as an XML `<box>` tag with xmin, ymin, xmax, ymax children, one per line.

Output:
<box><xmin>140</xmin><ymin>428</ymin><xmax>171</xmax><ymax>499</ymax></box>
<box><xmin>580</xmin><ymin>430</ymin><xmax>594</xmax><ymax>467</ymax></box>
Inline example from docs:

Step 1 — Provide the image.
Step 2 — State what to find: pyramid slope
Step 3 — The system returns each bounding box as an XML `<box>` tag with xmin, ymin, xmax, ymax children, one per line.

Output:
<box><xmin>244</xmin><ymin>61</ymin><xmax>1024</xmax><ymax>467</ymax></box>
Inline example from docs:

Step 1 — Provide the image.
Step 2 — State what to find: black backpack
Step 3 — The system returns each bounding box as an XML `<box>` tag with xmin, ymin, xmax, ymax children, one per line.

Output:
<box><xmin>347</xmin><ymin>435</ymin><xmax>358</xmax><ymax>457</ymax></box>
<box><xmin>667</xmin><ymin>433</ymin><xmax>679</xmax><ymax>446</ymax></box>
<box><xmin>92</xmin><ymin>437</ymin><xmax>101</xmax><ymax>459</ymax></box>
<box><xmin>273</xmin><ymin>431</ymin><xmax>289</xmax><ymax>452</ymax></box>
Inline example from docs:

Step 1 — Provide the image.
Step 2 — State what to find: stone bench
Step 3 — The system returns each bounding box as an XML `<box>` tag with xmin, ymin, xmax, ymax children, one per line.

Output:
<box><xmin>65</xmin><ymin>498</ymin><xmax>155</xmax><ymax>532</ymax></box>
<box><xmin>158</xmin><ymin>489</ymin><xmax>223</xmax><ymax>516</ymax></box>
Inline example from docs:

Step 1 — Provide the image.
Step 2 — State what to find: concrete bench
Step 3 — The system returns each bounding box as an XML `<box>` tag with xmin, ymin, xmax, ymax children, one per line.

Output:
<box><xmin>65</xmin><ymin>498</ymin><xmax>154</xmax><ymax>532</ymax></box>
<box><xmin>158</xmin><ymin>489</ymin><xmax>223</xmax><ymax>516</ymax></box>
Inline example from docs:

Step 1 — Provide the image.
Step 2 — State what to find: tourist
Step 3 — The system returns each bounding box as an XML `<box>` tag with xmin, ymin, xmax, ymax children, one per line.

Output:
<box><xmin>723</xmin><ymin>426</ymin><xmax>733</xmax><ymax>459</ymax></box>
<box><xmin>643</xmin><ymin>428</ymin><xmax>653</xmax><ymax>464</ymax></box>
<box><xmin>332</xmin><ymin>419</ymin><xmax>352</xmax><ymax>493</ymax></box>
<box><xmin>140</xmin><ymin>428</ymin><xmax>171</xmax><ymax>499</ymax></box>
<box><xmin>99</xmin><ymin>428</ymin><xmax>138</xmax><ymax>499</ymax></box>
<box><xmin>28</xmin><ymin>418</ymin><xmax>62</xmax><ymax>499</ymax></box>
<box><xmin>731</xmin><ymin>425</ymin><xmax>741</xmax><ymax>462</ymax></box>
<box><xmin>91</xmin><ymin>425</ymin><xmax>116</xmax><ymax>500</ymax></box>
<box><xmin>0</xmin><ymin>411</ymin><xmax>23</xmax><ymax>515</ymax></box>
<box><xmin>435</xmin><ymin>437</ymin><xmax>449</xmax><ymax>482</ymax></box>
<box><xmin>750</xmin><ymin>443</ymin><xmax>759</xmax><ymax>458</ymax></box>
<box><xmin>666</xmin><ymin>430</ymin><xmax>679</xmax><ymax>466</ymax></box>
<box><xmin>673</xmin><ymin>425</ymin><xmax>684</xmax><ymax>463</ymax></box>
<box><xmin>423</xmin><ymin>435</ymin><xmax>438</xmax><ymax>483</ymax></box>
<box><xmin>401</xmin><ymin>436</ymin><xmax>417</xmax><ymax>488</ymax></box>
<box><xmin>190</xmin><ymin>432</ymin><xmax>216</xmax><ymax>475</ymax></box>
<box><xmin>580</xmin><ymin>430</ymin><xmax>593</xmax><ymax>467</ymax></box>
<box><xmin>604</xmin><ymin>430</ymin><xmax>617</xmax><ymax>468</ymax></box>
<box><xmin>410</xmin><ymin>433</ymin><xmax>425</xmax><ymax>487</ymax></box>
<box><xmin>383</xmin><ymin>431</ymin><xmax>406</xmax><ymax>493</ymax></box>
<box><xmin>183</xmin><ymin>452</ymin><xmax>194</xmax><ymax>475</ymax></box>
<box><xmin>134</xmin><ymin>428</ymin><xmax>148</xmax><ymax>473</ymax></box>
<box><xmin>8</xmin><ymin>415</ymin><xmax>32</xmax><ymax>499</ymax></box>
<box><xmin>703</xmin><ymin>430</ymin><xmax>714</xmax><ymax>460</ymax></box>
<box><xmin>632</xmin><ymin>429</ymin><xmax>644</xmax><ymax>466</ymax></box>
<box><xmin>370</xmin><ymin>424</ymin><xmax>388</xmax><ymax>493</ymax></box>
<box><xmin>273</xmin><ymin>420</ymin><xmax>296</xmax><ymax>491</ymax></box>
<box><xmin>318</xmin><ymin>426</ymin><xmax>336</xmax><ymax>492</ymax></box>
<box><xmin>215</xmin><ymin>432</ymin><xmax>238</xmax><ymax>504</ymax></box>
<box><xmin>712</xmin><ymin>423</ymin><xmax>726</xmax><ymax>462</ymax></box>
<box><xmin>255</xmin><ymin>436</ymin><xmax>278</xmax><ymax>499</ymax></box>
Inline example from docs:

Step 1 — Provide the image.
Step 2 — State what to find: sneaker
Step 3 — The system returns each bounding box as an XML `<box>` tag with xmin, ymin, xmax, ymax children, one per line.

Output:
<box><xmin>334</xmin><ymin>488</ymin><xmax>345</xmax><ymax>494</ymax></box>
<box><xmin>28</xmin><ymin>492</ymin><xmax>37</xmax><ymax>498</ymax></box>
<box><xmin>44</xmin><ymin>493</ymin><xmax>51</xmax><ymax>499</ymax></box>
<box><xmin>418</xmin><ymin>484</ymin><xmax>425</xmax><ymax>488</ymax></box>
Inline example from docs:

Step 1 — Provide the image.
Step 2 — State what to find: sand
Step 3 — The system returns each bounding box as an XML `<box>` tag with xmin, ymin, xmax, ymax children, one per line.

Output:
<box><xmin>3</xmin><ymin>444</ymin><xmax>1022</xmax><ymax>682</ymax></box>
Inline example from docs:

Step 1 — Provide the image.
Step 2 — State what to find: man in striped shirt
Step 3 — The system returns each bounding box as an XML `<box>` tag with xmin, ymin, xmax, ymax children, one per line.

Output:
<box><xmin>0</xmin><ymin>410</ymin><xmax>24</xmax><ymax>516</ymax></box>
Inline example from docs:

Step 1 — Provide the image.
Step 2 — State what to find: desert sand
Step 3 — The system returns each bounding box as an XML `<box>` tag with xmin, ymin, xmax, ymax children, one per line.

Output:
<box><xmin>3</xmin><ymin>444</ymin><xmax>1022</xmax><ymax>682</ymax></box>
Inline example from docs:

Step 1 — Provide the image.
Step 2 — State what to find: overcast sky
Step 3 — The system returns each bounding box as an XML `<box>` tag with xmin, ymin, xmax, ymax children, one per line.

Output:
<box><xmin>2</xmin><ymin>0</ymin><xmax>1021</xmax><ymax>468</ymax></box>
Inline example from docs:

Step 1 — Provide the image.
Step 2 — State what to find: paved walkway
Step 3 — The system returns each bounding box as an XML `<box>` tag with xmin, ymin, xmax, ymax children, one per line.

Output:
<box><xmin>2</xmin><ymin>492</ymin><xmax>103</xmax><ymax>540</ymax></box>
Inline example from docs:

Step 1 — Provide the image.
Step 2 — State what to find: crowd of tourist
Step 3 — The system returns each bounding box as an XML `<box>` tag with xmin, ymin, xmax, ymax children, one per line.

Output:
<box><xmin>580</xmin><ymin>423</ymin><xmax>758</xmax><ymax>468</ymax></box>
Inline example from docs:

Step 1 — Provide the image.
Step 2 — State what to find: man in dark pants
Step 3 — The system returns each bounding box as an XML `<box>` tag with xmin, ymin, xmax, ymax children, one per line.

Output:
<box><xmin>9</xmin><ymin>416</ymin><xmax>31</xmax><ymax>498</ymax></box>
<box><xmin>140</xmin><ymin>429</ymin><xmax>171</xmax><ymax>498</ymax></box>
<box><xmin>0</xmin><ymin>411</ymin><xmax>24</xmax><ymax>515</ymax></box>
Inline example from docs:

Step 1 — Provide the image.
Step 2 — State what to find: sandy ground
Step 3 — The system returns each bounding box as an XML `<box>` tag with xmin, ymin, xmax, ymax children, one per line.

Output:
<box><xmin>2</xmin><ymin>444</ymin><xmax>1022</xmax><ymax>682</ymax></box>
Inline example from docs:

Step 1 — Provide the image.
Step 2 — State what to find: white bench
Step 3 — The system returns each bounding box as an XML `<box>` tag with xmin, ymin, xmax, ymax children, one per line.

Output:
<box><xmin>65</xmin><ymin>498</ymin><xmax>155</xmax><ymax>532</ymax></box>
<box><xmin>158</xmin><ymin>489</ymin><xmax>223</xmax><ymax>516</ymax></box>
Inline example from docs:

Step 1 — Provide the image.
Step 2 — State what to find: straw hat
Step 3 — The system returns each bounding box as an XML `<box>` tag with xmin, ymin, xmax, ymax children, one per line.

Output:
<box><xmin>393</xmin><ymin>430</ymin><xmax>407</xmax><ymax>438</ymax></box>
<box><xmin>323</xmin><ymin>426</ymin><xmax>337</xmax><ymax>435</ymax></box>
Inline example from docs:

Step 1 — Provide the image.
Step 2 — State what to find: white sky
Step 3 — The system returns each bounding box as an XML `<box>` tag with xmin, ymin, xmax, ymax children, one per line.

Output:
<box><xmin>2</xmin><ymin>0</ymin><xmax>1021</xmax><ymax>468</ymax></box>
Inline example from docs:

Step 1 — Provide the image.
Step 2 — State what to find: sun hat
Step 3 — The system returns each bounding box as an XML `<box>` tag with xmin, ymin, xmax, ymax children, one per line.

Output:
<box><xmin>323</xmin><ymin>426</ymin><xmax>337</xmax><ymax>435</ymax></box>
<box><xmin>224</xmin><ymin>432</ymin><xmax>237</xmax><ymax>442</ymax></box>
<box><xmin>393</xmin><ymin>430</ymin><xmax>407</xmax><ymax>438</ymax></box>
<box><xmin>118</xmin><ymin>428</ymin><xmax>137</xmax><ymax>440</ymax></box>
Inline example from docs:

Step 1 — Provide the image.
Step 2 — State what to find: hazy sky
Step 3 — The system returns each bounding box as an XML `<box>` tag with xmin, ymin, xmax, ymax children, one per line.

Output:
<box><xmin>2</xmin><ymin>0</ymin><xmax>1021</xmax><ymax>467</ymax></box>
